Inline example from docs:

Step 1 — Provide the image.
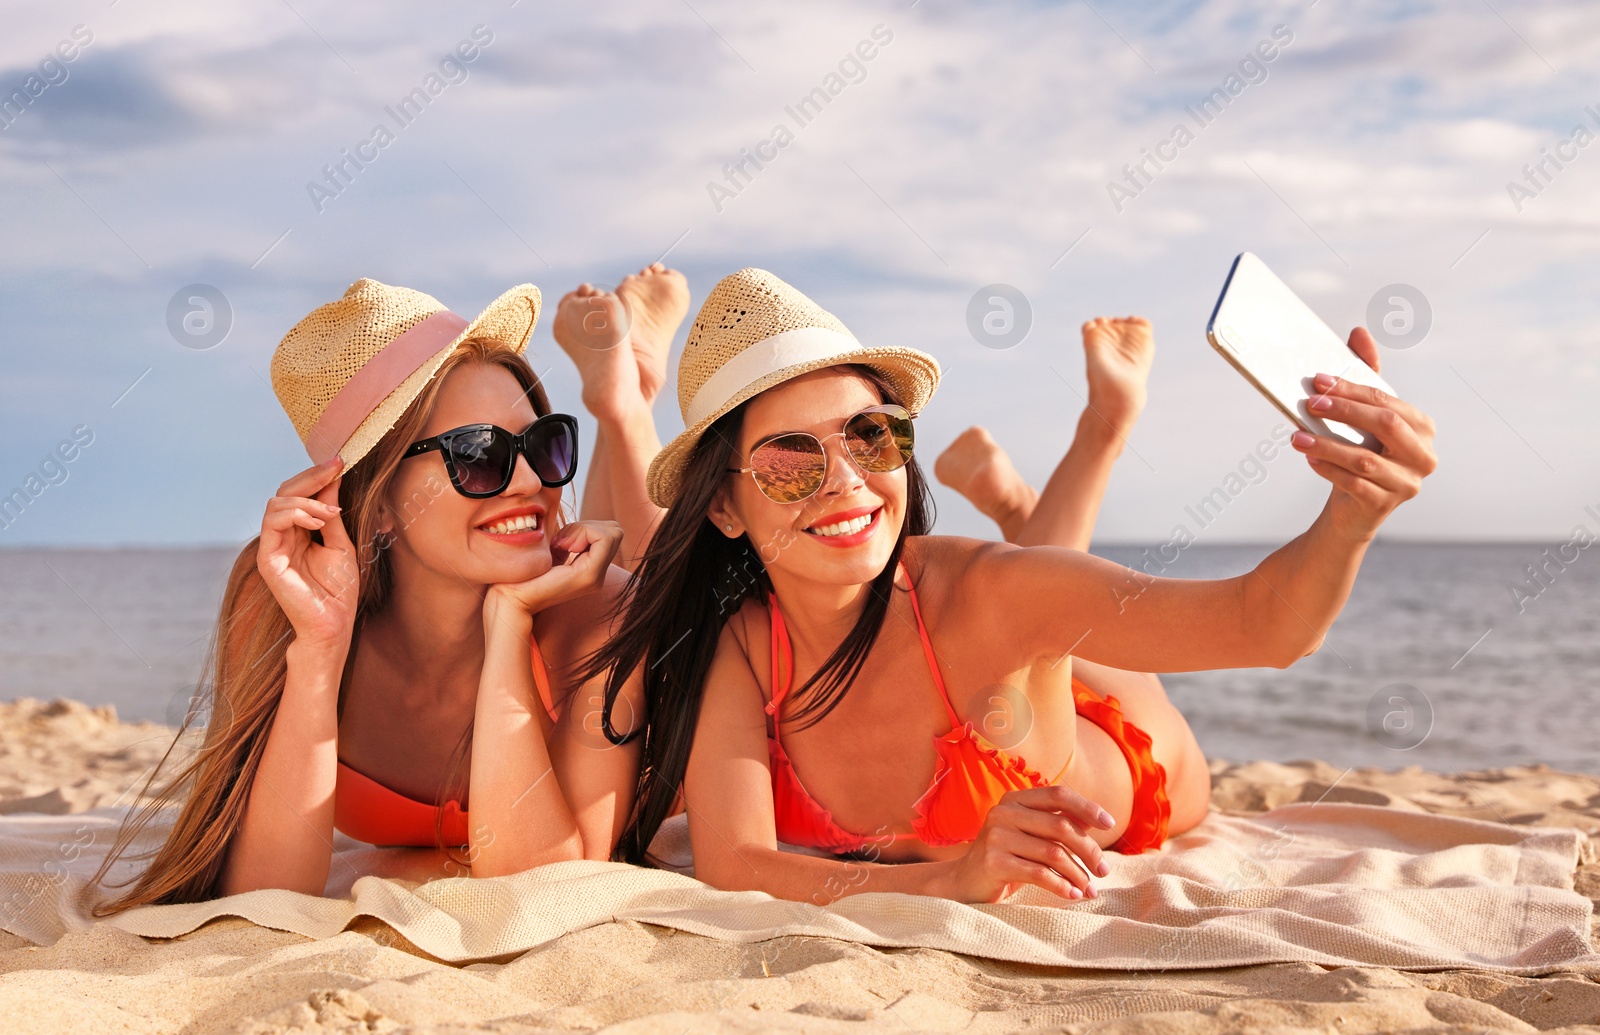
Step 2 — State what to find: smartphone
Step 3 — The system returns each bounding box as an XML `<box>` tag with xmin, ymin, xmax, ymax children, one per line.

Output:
<box><xmin>1206</xmin><ymin>252</ymin><xmax>1397</xmax><ymax>450</ymax></box>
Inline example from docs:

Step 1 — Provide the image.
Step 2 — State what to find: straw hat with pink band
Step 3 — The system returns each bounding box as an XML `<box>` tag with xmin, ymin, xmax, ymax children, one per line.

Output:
<box><xmin>645</xmin><ymin>267</ymin><xmax>942</xmax><ymax>508</ymax></box>
<box><xmin>270</xmin><ymin>278</ymin><xmax>542</xmax><ymax>468</ymax></box>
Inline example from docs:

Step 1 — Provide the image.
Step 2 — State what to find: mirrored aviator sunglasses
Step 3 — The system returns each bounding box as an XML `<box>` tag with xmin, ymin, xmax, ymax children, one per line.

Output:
<box><xmin>727</xmin><ymin>404</ymin><xmax>915</xmax><ymax>504</ymax></box>
<box><xmin>403</xmin><ymin>414</ymin><xmax>580</xmax><ymax>498</ymax></box>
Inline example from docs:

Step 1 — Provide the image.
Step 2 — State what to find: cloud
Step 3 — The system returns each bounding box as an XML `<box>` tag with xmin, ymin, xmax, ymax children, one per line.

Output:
<box><xmin>0</xmin><ymin>36</ymin><xmax>335</xmax><ymax>154</ymax></box>
<box><xmin>2</xmin><ymin>0</ymin><xmax>1599</xmax><ymax>542</ymax></box>
<box><xmin>473</xmin><ymin>24</ymin><xmax>727</xmax><ymax>87</ymax></box>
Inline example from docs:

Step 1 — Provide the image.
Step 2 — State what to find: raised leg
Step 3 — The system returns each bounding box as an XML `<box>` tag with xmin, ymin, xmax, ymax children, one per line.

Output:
<box><xmin>935</xmin><ymin>316</ymin><xmax>1153</xmax><ymax>551</ymax></box>
<box><xmin>933</xmin><ymin>427</ymin><xmax>1039</xmax><ymax>543</ymax></box>
<box><xmin>1013</xmin><ymin>316</ymin><xmax>1152</xmax><ymax>549</ymax></box>
<box><xmin>552</xmin><ymin>265</ymin><xmax>690</xmax><ymax>569</ymax></box>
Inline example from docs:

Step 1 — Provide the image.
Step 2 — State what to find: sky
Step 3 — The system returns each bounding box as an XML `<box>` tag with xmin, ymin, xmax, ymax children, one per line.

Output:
<box><xmin>0</xmin><ymin>0</ymin><xmax>1597</xmax><ymax>547</ymax></box>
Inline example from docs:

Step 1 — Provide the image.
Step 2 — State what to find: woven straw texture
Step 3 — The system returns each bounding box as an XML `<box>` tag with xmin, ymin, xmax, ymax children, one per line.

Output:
<box><xmin>2</xmin><ymin>802</ymin><xmax>1593</xmax><ymax>974</ymax></box>
<box><xmin>269</xmin><ymin>278</ymin><xmax>542</xmax><ymax>467</ymax></box>
<box><xmin>646</xmin><ymin>268</ymin><xmax>941</xmax><ymax>507</ymax></box>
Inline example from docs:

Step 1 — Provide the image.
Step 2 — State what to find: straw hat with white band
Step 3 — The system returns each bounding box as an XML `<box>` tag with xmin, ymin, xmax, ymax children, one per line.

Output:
<box><xmin>271</xmin><ymin>278</ymin><xmax>541</xmax><ymax>468</ymax></box>
<box><xmin>645</xmin><ymin>268</ymin><xmax>942</xmax><ymax>508</ymax></box>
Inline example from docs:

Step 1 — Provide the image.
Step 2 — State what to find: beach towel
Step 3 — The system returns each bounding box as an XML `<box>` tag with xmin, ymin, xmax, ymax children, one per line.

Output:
<box><xmin>0</xmin><ymin>800</ymin><xmax>1593</xmax><ymax>973</ymax></box>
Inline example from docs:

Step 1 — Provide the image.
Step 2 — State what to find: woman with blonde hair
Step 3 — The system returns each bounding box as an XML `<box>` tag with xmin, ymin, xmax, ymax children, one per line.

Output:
<box><xmin>580</xmin><ymin>267</ymin><xmax>1438</xmax><ymax>904</ymax></box>
<box><xmin>90</xmin><ymin>277</ymin><xmax>650</xmax><ymax>912</ymax></box>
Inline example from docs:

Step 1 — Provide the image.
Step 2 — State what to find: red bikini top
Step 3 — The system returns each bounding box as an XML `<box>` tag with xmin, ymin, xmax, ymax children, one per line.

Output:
<box><xmin>333</xmin><ymin>635</ymin><xmax>557</xmax><ymax>848</ymax></box>
<box><xmin>765</xmin><ymin>570</ymin><xmax>1072</xmax><ymax>853</ymax></box>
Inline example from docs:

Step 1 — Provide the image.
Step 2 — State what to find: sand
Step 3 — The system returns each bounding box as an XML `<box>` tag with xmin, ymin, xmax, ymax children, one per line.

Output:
<box><xmin>0</xmin><ymin>696</ymin><xmax>1596</xmax><ymax>1034</ymax></box>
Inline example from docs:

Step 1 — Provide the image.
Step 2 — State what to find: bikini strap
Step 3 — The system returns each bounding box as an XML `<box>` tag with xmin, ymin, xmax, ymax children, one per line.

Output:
<box><xmin>765</xmin><ymin>592</ymin><xmax>793</xmax><ymax>740</ymax></box>
<box><xmin>903</xmin><ymin>578</ymin><xmax>964</xmax><ymax>730</ymax></box>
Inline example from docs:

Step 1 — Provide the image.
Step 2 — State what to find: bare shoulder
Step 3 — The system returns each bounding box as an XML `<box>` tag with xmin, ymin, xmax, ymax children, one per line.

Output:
<box><xmin>540</xmin><ymin>562</ymin><xmax>631</xmax><ymax>627</ymax></box>
<box><xmin>901</xmin><ymin>534</ymin><xmax>1087</xmax><ymax>654</ymax></box>
<box><xmin>700</xmin><ymin>598</ymin><xmax>771</xmax><ymax>735</ymax></box>
<box><xmin>900</xmin><ymin>534</ymin><xmax>1022</xmax><ymax>605</ymax></box>
<box><xmin>717</xmin><ymin>595</ymin><xmax>770</xmax><ymax>697</ymax></box>
<box><xmin>531</xmin><ymin>563</ymin><xmax>633</xmax><ymax>667</ymax></box>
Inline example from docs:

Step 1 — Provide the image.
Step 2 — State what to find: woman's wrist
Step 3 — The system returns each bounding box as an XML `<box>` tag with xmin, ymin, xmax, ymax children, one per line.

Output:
<box><xmin>285</xmin><ymin>634</ymin><xmax>349</xmax><ymax>674</ymax></box>
<box><xmin>483</xmin><ymin>587</ymin><xmax>540</xmax><ymax>632</ymax></box>
<box><xmin>914</xmin><ymin>857</ymin><xmax>957</xmax><ymax>899</ymax></box>
<box><xmin>1313</xmin><ymin>492</ymin><xmax>1381</xmax><ymax>547</ymax></box>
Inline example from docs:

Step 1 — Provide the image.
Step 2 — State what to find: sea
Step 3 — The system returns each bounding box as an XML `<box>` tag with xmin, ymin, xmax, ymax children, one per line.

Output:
<box><xmin>1</xmin><ymin>543</ymin><xmax>1595</xmax><ymax>775</ymax></box>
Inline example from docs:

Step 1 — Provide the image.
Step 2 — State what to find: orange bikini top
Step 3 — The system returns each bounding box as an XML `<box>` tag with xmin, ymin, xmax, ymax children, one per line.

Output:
<box><xmin>765</xmin><ymin>571</ymin><xmax>1074</xmax><ymax>853</ymax></box>
<box><xmin>333</xmin><ymin>635</ymin><xmax>558</xmax><ymax>848</ymax></box>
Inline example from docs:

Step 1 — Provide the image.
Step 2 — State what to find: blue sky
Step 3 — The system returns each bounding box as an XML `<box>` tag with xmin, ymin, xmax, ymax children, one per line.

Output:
<box><xmin>0</xmin><ymin>0</ymin><xmax>1596</xmax><ymax>546</ymax></box>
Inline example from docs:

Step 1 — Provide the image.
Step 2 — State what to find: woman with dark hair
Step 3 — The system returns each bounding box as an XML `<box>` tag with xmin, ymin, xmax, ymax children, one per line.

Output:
<box><xmin>579</xmin><ymin>267</ymin><xmax>1437</xmax><ymax>905</ymax></box>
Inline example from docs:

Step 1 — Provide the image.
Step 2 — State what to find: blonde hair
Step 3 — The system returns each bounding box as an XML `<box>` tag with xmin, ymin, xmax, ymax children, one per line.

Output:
<box><xmin>90</xmin><ymin>337</ymin><xmax>559</xmax><ymax>914</ymax></box>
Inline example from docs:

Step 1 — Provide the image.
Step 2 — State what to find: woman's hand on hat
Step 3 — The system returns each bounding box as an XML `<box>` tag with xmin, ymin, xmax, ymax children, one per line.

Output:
<box><xmin>933</xmin><ymin>784</ymin><xmax>1116</xmax><ymax>904</ymax></box>
<box><xmin>1290</xmin><ymin>328</ymin><xmax>1438</xmax><ymax>543</ymax></box>
<box><xmin>257</xmin><ymin>457</ymin><xmax>360</xmax><ymax>653</ymax></box>
<box><xmin>485</xmin><ymin>518</ymin><xmax>623</xmax><ymax>620</ymax></box>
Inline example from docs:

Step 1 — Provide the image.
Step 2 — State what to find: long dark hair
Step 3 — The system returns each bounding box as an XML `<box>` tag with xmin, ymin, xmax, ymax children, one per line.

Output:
<box><xmin>579</xmin><ymin>364</ymin><xmax>935</xmax><ymax>865</ymax></box>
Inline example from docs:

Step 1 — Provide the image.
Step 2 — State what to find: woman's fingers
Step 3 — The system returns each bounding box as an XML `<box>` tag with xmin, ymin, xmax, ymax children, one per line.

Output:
<box><xmin>310</xmin><ymin>478</ymin><xmax>355</xmax><ymax>552</ymax></box>
<box><xmin>263</xmin><ymin>504</ymin><xmax>327</xmax><ymax>534</ymax></box>
<box><xmin>262</xmin><ymin>497</ymin><xmax>339</xmax><ymax>538</ymax></box>
<box><xmin>1346</xmin><ymin>326</ymin><xmax>1381</xmax><ymax>375</ymax></box>
<box><xmin>259</xmin><ymin>507</ymin><xmax>323</xmax><ymax>571</ymax></box>
<box><xmin>553</xmin><ymin>520</ymin><xmax>623</xmax><ymax>569</ymax></box>
<box><xmin>1313</xmin><ymin>374</ymin><xmax>1435</xmax><ymax>442</ymax></box>
<box><xmin>277</xmin><ymin>456</ymin><xmax>344</xmax><ymax>499</ymax></box>
<box><xmin>1006</xmin><ymin>783</ymin><xmax>1118</xmax><ymax>833</ymax></box>
<box><xmin>268</xmin><ymin>496</ymin><xmax>341</xmax><ymax>518</ymax></box>
<box><xmin>987</xmin><ymin>826</ymin><xmax>1095</xmax><ymax>899</ymax></box>
<box><xmin>1306</xmin><ymin>392</ymin><xmax>1429</xmax><ymax>464</ymax></box>
<box><xmin>1005</xmin><ymin>803</ymin><xmax>1111</xmax><ymax>878</ymax></box>
<box><xmin>969</xmin><ymin>785</ymin><xmax>1119</xmax><ymax>901</ymax></box>
<box><xmin>1291</xmin><ymin>432</ymin><xmax>1418</xmax><ymax>497</ymax></box>
<box><xmin>1303</xmin><ymin>453</ymin><xmax>1406</xmax><ymax>509</ymax></box>
<box><xmin>1009</xmin><ymin>860</ymin><xmax>1084</xmax><ymax>901</ymax></box>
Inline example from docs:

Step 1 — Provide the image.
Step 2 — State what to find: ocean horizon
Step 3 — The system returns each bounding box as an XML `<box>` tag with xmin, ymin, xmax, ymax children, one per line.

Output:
<box><xmin>3</xmin><ymin>541</ymin><xmax>1595</xmax><ymax>775</ymax></box>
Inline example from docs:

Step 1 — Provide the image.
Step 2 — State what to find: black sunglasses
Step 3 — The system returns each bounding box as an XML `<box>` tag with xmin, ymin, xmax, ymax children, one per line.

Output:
<box><xmin>403</xmin><ymin>414</ymin><xmax>580</xmax><ymax>498</ymax></box>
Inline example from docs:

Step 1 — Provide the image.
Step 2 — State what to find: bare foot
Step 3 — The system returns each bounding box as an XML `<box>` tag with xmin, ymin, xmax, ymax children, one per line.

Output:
<box><xmin>934</xmin><ymin>426</ymin><xmax>1039</xmax><ymax>542</ymax></box>
<box><xmin>1081</xmin><ymin>316</ymin><xmax>1153</xmax><ymax>437</ymax></box>
<box><xmin>615</xmin><ymin>262</ymin><xmax>690</xmax><ymax>406</ymax></box>
<box><xmin>553</xmin><ymin>283</ymin><xmax>641</xmax><ymax>423</ymax></box>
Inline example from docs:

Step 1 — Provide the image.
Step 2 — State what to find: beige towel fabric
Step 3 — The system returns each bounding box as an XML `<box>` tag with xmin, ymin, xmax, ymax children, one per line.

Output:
<box><xmin>0</xmin><ymin>800</ymin><xmax>1593</xmax><ymax>974</ymax></box>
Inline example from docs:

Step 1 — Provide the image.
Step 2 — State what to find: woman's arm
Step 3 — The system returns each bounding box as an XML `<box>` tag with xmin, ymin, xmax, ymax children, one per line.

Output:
<box><xmin>217</xmin><ymin>638</ymin><xmax>343</xmax><ymax>897</ymax></box>
<box><xmin>686</xmin><ymin>618</ymin><xmax>1114</xmax><ymax>904</ymax></box>
<box><xmin>467</xmin><ymin>520</ymin><xmax>625</xmax><ymax>877</ymax></box>
<box><xmin>545</xmin><ymin>565</ymin><xmax>646</xmax><ymax>860</ymax></box>
<box><xmin>468</xmin><ymin>597</ymin><xmax>584</xmax><ymax>876</ymax></box>
<box><xmin>218</xmin><ymin>458</ymin><xmax>358</xmax><ymax>897</ymax></box>
<box><xmin>974</xmin><ymin>350</ymin><xmax>1438</xmax><ymax>674</ymax></box>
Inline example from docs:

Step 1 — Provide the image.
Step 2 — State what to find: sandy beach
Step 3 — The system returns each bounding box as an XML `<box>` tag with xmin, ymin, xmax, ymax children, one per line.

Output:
<box><xmin>0</xmin><ymin>695</ymin><xmax>1596</xmax><ymax>1034</ymax></box>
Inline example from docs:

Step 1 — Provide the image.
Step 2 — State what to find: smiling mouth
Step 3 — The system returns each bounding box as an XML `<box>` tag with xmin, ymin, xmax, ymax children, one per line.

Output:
<box><xmin>805</xmin><ymin>506</ymin><xmax>882</xmax><ymax>538</ymax></box>
<box><xmin>478</xmin><ymin>512</ymin><xmax>541</xmax><ymax>536</ymax></box>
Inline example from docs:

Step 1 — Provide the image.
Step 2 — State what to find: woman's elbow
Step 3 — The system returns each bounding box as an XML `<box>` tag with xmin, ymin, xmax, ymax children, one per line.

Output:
<box><xmin>1267</xmin><ymin>633</ymin><xmax>1325</xmax><ymax>669</ymax></box>
<box><xmin>693</xmin><ymin>846</ymin><xmax>764</xmax><ymax>892</ymax></box>
<box><xmin>471</xmin><ymin>832</ymin><xmax>585</xmax><ymax>879</ymax></box>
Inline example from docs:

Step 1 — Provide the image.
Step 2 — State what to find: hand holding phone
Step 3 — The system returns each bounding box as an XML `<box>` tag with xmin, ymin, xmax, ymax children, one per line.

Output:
<box><xmin>1206</xmin><ymin>252</ymin><xmax>1438</xmax><ymax>541</ymax></box>
<box><xmin>1206</xmin><ymin>252</ymin><xmax>1396</xmax><ymax>451</ymax></box>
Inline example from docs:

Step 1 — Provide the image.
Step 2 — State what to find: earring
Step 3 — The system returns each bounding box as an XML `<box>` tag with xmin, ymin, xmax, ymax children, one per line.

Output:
<box><xmin>725</xmin><ymin>523</ymin><xmax>733</xmax><ymax>532</ymax></box>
